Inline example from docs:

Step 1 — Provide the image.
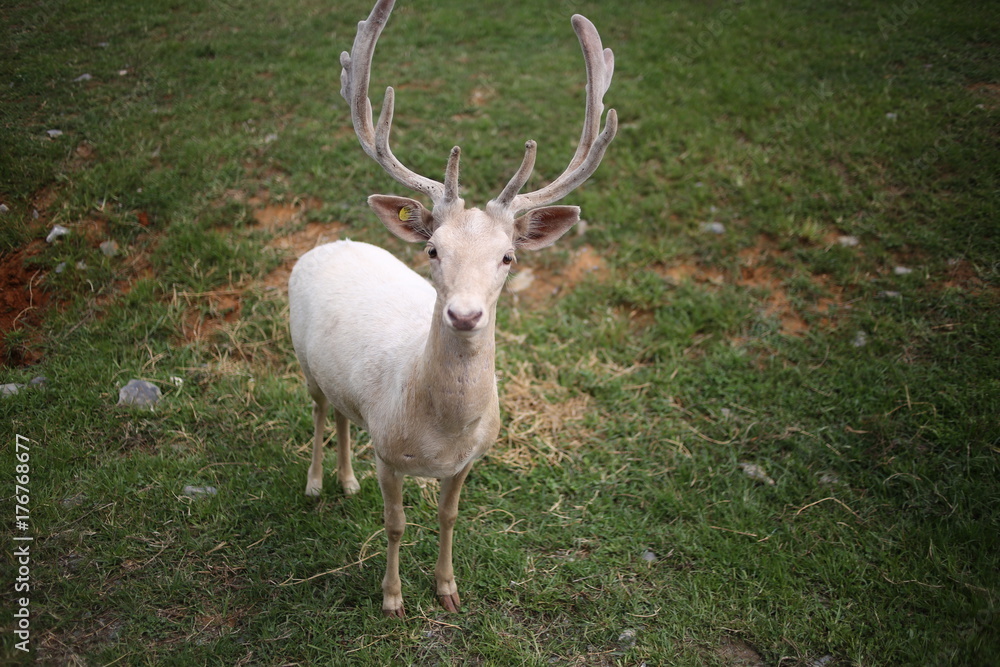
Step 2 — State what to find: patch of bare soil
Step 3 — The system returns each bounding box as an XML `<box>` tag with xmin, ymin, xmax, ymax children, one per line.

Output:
<box><xmin>0</xmin><ymin>241</ymin><xmax>50</xmax><ymax>365</ymax></box>
<box><xmin>968</xmin><ymin>82</ymin><xmax>1000</xmax><ymax>110</ymax></box>
<box><xmin>715</xmin><ymin>636</ymin><xmax>767</xmax><ymax>666</ymax></box>
<box><xmin>507</xmin><ymin>244</ymin><xmax>609</xmax><ymax>302</ymax></box>
<box><xmin>176</xmin><ymin>194</ymin><xmax>341</xmax><ymax>346</ymax></box>
<box><xmin>657</xmin><ymin>234</ymin><xmax>851</xmax><ymax>337</ymax></box>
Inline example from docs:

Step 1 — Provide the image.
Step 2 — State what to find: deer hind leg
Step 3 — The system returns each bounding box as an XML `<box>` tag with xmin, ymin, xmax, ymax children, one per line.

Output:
<box><xmin>335</xmin><ymin>410</ymin><xmax>360</xmax><ymax>495</ymax></box>
<box><xmin>435</xmin><ymin>461</ymin><xmax>473</xmax><ymax>612</ymax></box>
<box><xmin>377</xmin><ymin>458</ymin><xmax>406</xmax><ymax>617</ymax></box>
<box><xmin>305</xmin><ymin>392</ymin><xmax>327</xmax><ymax>497</ymax></box>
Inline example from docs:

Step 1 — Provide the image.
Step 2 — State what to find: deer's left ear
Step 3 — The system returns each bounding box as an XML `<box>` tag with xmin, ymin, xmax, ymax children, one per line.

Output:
<box><xmin>369</xmin><ymin>195</ymin><xmax>435</xmax><ymax>242</ymax></box>
<box><xmin>513</xmin><ymin>206</ymin><xmax>581</xmax><ymax>250</ymax></box>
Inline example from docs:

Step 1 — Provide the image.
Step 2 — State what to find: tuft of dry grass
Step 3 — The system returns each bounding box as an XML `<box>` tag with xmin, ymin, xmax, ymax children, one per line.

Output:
<box><xmin>496</xmin><ymin>361</ymin><xmax>593</xmax><ymax>470</ymax></box>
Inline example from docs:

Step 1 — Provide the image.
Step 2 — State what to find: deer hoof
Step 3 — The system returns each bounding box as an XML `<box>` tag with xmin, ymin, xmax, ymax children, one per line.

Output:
<box><xmin>439</xmin><ymin>591</ymin><xmax>461</xmax><ymax>612</ymax></box>
<box><xmin>382</xmin><ymin>604</ymin><xmax>405</xmax><ymax>619</ymax></box>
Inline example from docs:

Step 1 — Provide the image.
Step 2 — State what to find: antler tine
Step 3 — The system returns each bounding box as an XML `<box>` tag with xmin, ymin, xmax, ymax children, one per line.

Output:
<box><xmin>341</xmin><ymin>0</ymin><xmax>447</xmax><ymax>203</ymax></box>
<box><xmin>503</xmin><ymin>14</ymin><xmax>617</xmax><ymax>214</ymax></box>
<box><xmin>493</xmin><ymin>140</ymin><xmax>537</xmax><ymax>210</ymax></box>
<box><xmin>443</xmin><ymin>146</ymin><xmax>462</xmax><ymax>204</ymax></box>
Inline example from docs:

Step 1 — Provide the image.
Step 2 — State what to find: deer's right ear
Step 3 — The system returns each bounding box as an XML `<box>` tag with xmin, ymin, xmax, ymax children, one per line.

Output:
<box><xmin>368</xmin><ymin>195</ymin><xmax>435</xmax><ymax>242</ymax></box>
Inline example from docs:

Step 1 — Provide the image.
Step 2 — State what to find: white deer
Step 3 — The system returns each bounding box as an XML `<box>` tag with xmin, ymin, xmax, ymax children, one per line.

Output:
<box><xmin>288</xmin><ymin>0</ymin><xmax>616</xmax><ymax>617</ymax></box>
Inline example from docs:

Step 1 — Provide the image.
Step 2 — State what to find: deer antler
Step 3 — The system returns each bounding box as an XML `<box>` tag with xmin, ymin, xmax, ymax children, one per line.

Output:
<box><xmin>340</xmin><ymin>0</ymin><xmax>458</xmax><ymax>205</ymax></box>
<box><xmin>342</xmin><ymin>2</ymin><xmax>615</xmax><ymax>214</ymax></box>
<box><xmin>493</xmin><ymin>15</ymin><xmax>617</xmax><ymax>215</ymax></box>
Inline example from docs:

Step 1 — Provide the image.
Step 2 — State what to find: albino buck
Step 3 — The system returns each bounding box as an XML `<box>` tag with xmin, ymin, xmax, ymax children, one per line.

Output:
<box><xmin>289</xmin><ymin>0</ymin><xmax>616</xmax><ymax>617</ymax></box>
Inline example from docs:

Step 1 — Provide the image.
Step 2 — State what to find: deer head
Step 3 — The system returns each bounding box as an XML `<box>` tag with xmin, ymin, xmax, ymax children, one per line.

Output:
<box><xmin>340</xmin><ymin>0</ymin><xmax>617</xmax><ymax>334</ymax></box>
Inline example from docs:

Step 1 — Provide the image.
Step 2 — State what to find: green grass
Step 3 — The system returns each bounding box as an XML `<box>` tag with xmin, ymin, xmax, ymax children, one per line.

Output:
<box><xmin>2</xmin><ymin>0</ymin><xmax>998</xmax><ymax>664</ymax></box>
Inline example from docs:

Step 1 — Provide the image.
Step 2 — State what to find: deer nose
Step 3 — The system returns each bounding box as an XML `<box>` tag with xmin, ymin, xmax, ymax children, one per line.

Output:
<box><xmin>446</xmin><ymin>306</ymin><xmax>483</xmax><ymax>331</ymax></box>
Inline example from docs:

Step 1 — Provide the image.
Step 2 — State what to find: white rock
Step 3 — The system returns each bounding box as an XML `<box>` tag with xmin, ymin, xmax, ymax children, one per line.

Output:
<box><xmin>73</xmin><ymin>73</ymin><xmax>93</xmax><ymax>82</ymax></box>
<box><xmin>182</xmin><ymin>485</ymin><xmax>218</xmax><ymax>497</ymax></box>
<box><xmin>893</xmin><ymin>266</ymin><xmax>913</xmax><ymax>276</ymax></box>
<box><xmin>46</xmin><ymin>129</ymin><xmax>63</xmax><ymax>139</ymax></box>
<box><xmin>700</xmin><ymin>222</ymin><xmax>726</xmax><ymax>234</ymax></box>
<box><xmin>100</xmin><ymin>240</ymin><xmax>119</xmax><ymax>257</ymax></box>
<box><xmin>739</xmin><ymin>462</ymin><xmax>776</xmax><ymax>486</ymax></box>
<box><xmin>46</xmin><ymin>225</ymin><xmax>70</xmax><ymax>243</ymax></box>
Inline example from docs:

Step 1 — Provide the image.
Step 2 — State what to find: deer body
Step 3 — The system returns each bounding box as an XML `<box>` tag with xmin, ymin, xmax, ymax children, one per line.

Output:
<box><xmin>290</xmin><ymin>0</ymin><xmax>616</xmax><ymax>617</ymax></box>
<box><xmin>290</xmin><ymin>239</ymin><xmax>501</xmax><ymax>482</ymax></box>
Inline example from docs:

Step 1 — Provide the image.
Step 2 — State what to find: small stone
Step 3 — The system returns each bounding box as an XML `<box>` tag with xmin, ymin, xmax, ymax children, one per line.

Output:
<box><xmin>76</xmin><ymin>260</ymin><xmax>88</xmax><ymax>271</ymax></box>
<box><xmin>46</xmin><ymin>129</ymin><xmax>63</xmax><ymax>139</ymax></box>
<box><xmin>73</xmin><ymin>73</ymin><xmax>93</xmax><ymax>82</ymax></box>
<box><xmin>885</xmin><ymin>112</ymin><xmax>898</xmax><ymax>120</ymax></box>
<box><xmin>46</xmin><ymin>225</ymin><xmax>70</xmax><ymax>243</ymax></box>
<box><xmin>117</xmin><ymin>379</ymin><xmax>161</xmax><ymax>409</ymax></box>
<box><xmin>837</xmin><ymin>235</ymin><xmax>860</xmax><ymax>247</ymax></box>
<box><xmin>100</xmin><ymin>240</ymin><xmax>119</xmax><ymax>257</ymax></box>
<box><xmin>893</xmin><ymin>266</ymin><xmax>913</xmax><ymax>276</ymax></box>
<box><xmin>641</xmin><ymin>549</ymin><xmax>657</xmax><ymax>562</ymax></box>
<box><xmin>852</xmin><ymin>330</ymin><xmax>868</xmax><ymax>348</ymax></box>
<box><xmin>0</xmin><ymin>203</ymin><xmax>9</xmax><ymax>214</ymax></box>
<box><xmin>1</xmin><ymin>383</ymin><xmax>25</xmax><ymax>397</ymax></box>
<box><xmin>739</xmin><ymin>462</ymin><xmax>776</xmax><ymax>485</ymax></box>
<box><xmin>878</xmin><ymin>290</ymin><xmax>901</xmax><ymax>299</ymax></box>
<box><xmin>182</xmin><ymin>485</ymin><xmax>217</xmax><ymax>497</ymax></box>
<box><xmin>699</xmin><ymin>221</ymin><xmax>726</xmax><ymax>234</ymax></box>
<box><xmin>508</xmin><ymin>268</ymin><xmax>535</xmax><ymax>294</ymax></box>
<box><xmin>56</xmin><ymin>262</ymin><xmax>67</xmax><ymax>274</ymax></box>
<box><xmin>29</xmin><ymin>376</ymin><xmax>47</xmax><ymax>386</ymax></box>
<box><xmin>618</xmin><ymin>628</ymin><xmax>638</xmax><ymax>650</ymax></box>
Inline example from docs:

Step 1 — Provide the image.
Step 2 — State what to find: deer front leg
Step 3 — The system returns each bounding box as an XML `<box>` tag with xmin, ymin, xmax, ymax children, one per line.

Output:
<box><xmin>335</xmin><ymin>411</ymin><xmax>360</xmax><ymax>495</ymax></box>
<box><xmin>377</xmin><ymin>458</ymin><xmax>406</xmax><ymax>617</ymax></box>
<box><xmin>305</xmin><ymin>394</ymin><xmax>327</xmax><ymax>497</ymax></box>
<box><xmin>436</xmin><ymin>461</ymin><xmax>473</xmax><ymax>612</ymax></box>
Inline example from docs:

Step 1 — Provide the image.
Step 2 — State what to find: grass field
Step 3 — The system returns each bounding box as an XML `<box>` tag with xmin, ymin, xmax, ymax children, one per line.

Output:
<box><xmin>2</xmin><ymin>0</ymin><xmax>998</xmax><ymax>664</ymax></box>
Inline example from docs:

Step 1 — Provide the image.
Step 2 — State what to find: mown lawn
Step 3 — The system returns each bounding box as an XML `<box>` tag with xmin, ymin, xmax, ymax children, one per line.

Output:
<box><xmin>1</xmin><ymin>0</ymin><xmax>998</xmax><ymax>664</ymax></box>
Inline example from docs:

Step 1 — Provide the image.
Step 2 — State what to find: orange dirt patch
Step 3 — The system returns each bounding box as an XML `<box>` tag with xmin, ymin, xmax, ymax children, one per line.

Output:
<box><xmin>177</xmin><ymin>289</ymin><xmax>243</xmax><ymax>343</ymax></box>
<box><xmin>659</xmin><ymin>234</ymin><xmax>850</xmax><ymax>337</ymax></box>
<box><xmin>508</xmin><ymin>244</ymin><xmax>608</xmax><ymax>302</ymax></box>
<box><xmin>250</xmin><ymin>195</ymin><xmax>322</xmax><ymax>230</ymax></box>
<box><xmin>262</xmin><ymin>221</ymin><xmax>346</xmax><ymax>293</ymax></box>
<box><xmin>0</xmin><ymin>241</ymin><xmax>50</xmax><ymax>365</ymax></box>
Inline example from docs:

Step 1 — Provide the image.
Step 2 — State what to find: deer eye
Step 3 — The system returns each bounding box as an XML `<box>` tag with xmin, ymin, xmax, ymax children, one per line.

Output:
<box><xmin>502</xmin><ymin>252</ymin><xmax>515</xmax><ymax>265</ymax></box>
<box><xmin>426</xmin><ymin>245</ymin><xmax>438</xmax><ymax>259</ymax></box>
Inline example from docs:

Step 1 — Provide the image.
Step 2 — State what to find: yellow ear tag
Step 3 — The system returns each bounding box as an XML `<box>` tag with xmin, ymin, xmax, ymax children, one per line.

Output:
<box><xmin>398</xmin><ymin>207</ymin><xmax>412</xmax><ymax>222</ymax></box>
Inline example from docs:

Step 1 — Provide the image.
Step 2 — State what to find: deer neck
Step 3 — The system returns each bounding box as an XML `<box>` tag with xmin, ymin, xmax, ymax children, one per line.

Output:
<box><xmin>411</xmin><ymin>300</ymin><xmax>498</xmax><ymax>432</ymax></box>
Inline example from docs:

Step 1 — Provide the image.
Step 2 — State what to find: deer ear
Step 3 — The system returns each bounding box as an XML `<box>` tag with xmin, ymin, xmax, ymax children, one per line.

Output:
<box><xmin>368</xmin><ymin>195</ymin><xmax>435</xmax><ymax>242</ymax></box>
<box><xmin>513</xmin><ymin>206</ymin><xmax>581</xmax><ymax>250</ymax></box>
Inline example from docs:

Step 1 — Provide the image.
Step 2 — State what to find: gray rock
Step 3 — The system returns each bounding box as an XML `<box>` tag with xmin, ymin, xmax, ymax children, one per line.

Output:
<box><xmin>699</xmin><ymin>221</ymin><xmax>726</xmax><ymax>234</ymax></box>
<box><xmin>1</xmin><ymin>383</ymin><xmax>25</xmax><ymax>397</ymax></box>
<box><xmin>117</xmin><ymin>379</ymin><xmax>161</xmax><ymax>409</ymax></box>
<box><xmin>182</xmin><ymin>485</ymin><xmax>218</xmax><ymax>497</ymax></box>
